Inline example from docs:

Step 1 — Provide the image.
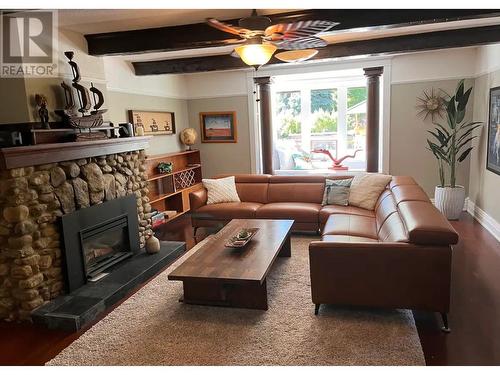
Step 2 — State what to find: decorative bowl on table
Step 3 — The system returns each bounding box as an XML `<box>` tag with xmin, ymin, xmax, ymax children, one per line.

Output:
<box><xmin>225</xmin><ymin>228</ymin><xmax>259</xmax><ymax>248</ymax></box>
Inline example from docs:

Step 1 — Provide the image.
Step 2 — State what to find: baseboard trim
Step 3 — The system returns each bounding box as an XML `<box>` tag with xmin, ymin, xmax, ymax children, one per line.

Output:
<box><xmin>466</xmin><ymin>199</ymin><xmax>500</xmax><ymax>243</ymax></box>
<box><xmin>430</xmin><ymin>197</ymin><xmax>499</xmax><ymax>242</ymax></box>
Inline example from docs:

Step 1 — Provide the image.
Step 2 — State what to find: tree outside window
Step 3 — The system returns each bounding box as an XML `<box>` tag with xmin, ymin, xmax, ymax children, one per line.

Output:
<box><xmin>273</xmin><ymin>82</ymin><xmax>368</xmax><ymax>172</ymax></box>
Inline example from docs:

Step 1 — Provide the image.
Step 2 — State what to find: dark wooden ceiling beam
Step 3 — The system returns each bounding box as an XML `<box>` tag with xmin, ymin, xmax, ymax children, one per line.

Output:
<box><xmin>85</xmin><ymin>9</ymin><xmax>500</xmax><ymax>56</ymax></box>
<box><xmin>132</xmin><ymin>24</ymin><xmax>500</xmax><ymax>75</ymax></box>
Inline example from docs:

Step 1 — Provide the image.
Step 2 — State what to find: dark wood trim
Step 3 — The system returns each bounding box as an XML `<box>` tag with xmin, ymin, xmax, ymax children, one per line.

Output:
<box><xmin>86</xmin><ymin>9</ymin><xmax>500</xmax><ymax>56</ymax></box>
<box><xmin>254</xmin><ymin>77</ymin><xmax>274</xmax><ymax>175</ymax></box>
<box><xmin>133</xmin><ymin>24</ymin><xmax>500</xmax><ymax>75</ymax></box>
<box><xmin>0</xmin><ymin>136</ymin><xmax>152</xmax><ymax>170</ymax></box>
<box><xmin>364</xmin><ymin>67</ymin><xmax>383</xmax><ymax>173</ymax></box>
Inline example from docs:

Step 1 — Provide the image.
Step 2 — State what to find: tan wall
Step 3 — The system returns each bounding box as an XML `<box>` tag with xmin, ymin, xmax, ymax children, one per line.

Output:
<box><xmin>390</xmin><ymin>79</ymin><xmax>473</xmax><ymax>197</ymax></box>
<box><xmin>106</xmin><ymin>90</ymin><xmax>189</xmax><ymax>155</ymax></box>
<box><xmin>469</xmin><ymin>70</ymin><xmax>500</xmax><ymax>223</ymax></box>
<box><xmin>187</xmin><ymin>96</ymin><xmax>251</xmax><ymax>178</ymax></box>
<box><xmin>0</xmin><ymin>78</ymin><xmax>29</xmax><ymax>124</ymax></box>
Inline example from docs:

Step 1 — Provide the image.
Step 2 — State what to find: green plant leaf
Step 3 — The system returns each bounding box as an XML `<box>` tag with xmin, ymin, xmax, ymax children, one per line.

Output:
<box><xmin>457</xmin><ymin>124</ymin><xmax>482</xmax><ymax>145</ymax></box>
<box><xmin>427</xmin><ymin>129</ymin><xmax>449</xmax><ymax>146</ymax></box>
<box><xmin>427</xmin><ymin>140</ymin><xmax>450</xmax><ymax>163</ymax></box>
<box><xmin>457</xmin><ymin>87</ymin><xmax>472</xmax><ymax>112</ymax></box>
<box><xmin>433</xmin><ymin>122</ymin><xmax>451</xmax><ymax>137</ymax></box>
<box><xmin>456</xmin><ymin>80</ymin><xmax>464</xmax><ymax>100</ymax></box>
<box><xmin>459</xmin><ymin>121</ymin><xmax>483</xmax><ymax>130</ymax></box>
<box><xmin>456</xmin><ymin>136</ymin><xmax>477</xmax><ymax>152</ymax></box>
<box><xmin>458</xmin><ymin>147</ymin><xmax>473</xmax><ymax>162</ymax></box>
<box><xmin>456</xmin><ymin>108</ymin><xmax>466</xmax><ymax>124</ymax></box>
<box><xmin>446</xmin><ymin>96</ymin><xmax>457</xmax><ymax>129</ymax></box>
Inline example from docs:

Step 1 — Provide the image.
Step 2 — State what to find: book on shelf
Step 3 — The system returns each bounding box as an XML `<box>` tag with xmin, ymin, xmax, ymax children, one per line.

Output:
<box><xmin>163</xmin><ymin>210</ymin><xmax>178</xmax><ymax>219</ymax></box>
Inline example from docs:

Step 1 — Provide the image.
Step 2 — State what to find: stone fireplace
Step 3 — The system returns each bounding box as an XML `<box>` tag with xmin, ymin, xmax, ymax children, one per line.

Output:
<box><xmin>0</xmin><ymin>138</ymin><xmax>156</xmax><ymax>322</ymax></box>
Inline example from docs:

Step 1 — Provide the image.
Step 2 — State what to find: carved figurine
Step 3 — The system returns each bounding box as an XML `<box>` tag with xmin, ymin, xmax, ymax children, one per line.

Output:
<box><xmin>150</xmin><ymin>119</ymin><xmax>158</xmax><ymax>132</ymax></box>
<box><xmin>312</xmin><ymin>149</ymin><xmax>362</xmax><ymax>170</ymax></box>
<box><xmin>35</xmin><ymin>94</ymin><xmax>50</xmax><ymax>129</ymax></box>
<box><xmin>55</xmin><ymin>51</ymin><xmax>107</xmax><ymax>131</ymax></box>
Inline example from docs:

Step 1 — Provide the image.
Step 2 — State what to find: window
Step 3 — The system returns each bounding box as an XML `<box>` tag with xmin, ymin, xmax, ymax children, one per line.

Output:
<box><xmin>272</xmin><ymin>76</ymin><xmax>367</xmax><ymax>172</ymax></box>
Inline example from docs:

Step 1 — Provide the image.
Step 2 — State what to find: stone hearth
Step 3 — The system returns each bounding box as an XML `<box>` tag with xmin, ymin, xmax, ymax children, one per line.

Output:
<box><xmin>0</xmin><ymin>146</ymin><xmax>154</xmax><ymax>322</ymax></box>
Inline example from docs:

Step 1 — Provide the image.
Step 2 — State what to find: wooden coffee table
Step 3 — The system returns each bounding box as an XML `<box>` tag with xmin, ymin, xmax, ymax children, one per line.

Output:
<box><xmin>168</xmin><ymin>219</ymin><xmax>293</xmax><ymax>310</ymax></box>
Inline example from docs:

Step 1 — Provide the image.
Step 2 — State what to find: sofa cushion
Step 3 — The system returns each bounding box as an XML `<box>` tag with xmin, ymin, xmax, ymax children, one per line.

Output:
<box><xmin>391</xmin><ymin>184</ymin><xmax>430</xmax><ymax>205</ymax></box>
<box><xmin>349</xmin><ymin>173</ymin><xmax>393</xmax><ymax>210</ymax></box>
<box><xmin>322</xmin><ymin>214</ymin><xmax>378</xmax><ymax>239</ymax></box>
<box><xmin>267</xmin><ymin>176</ymin><xmax>325</xmax><ymax>203</ymax></box>
<box><xmin>377</xmin><ymin>212</ymin><xmax>408</xmax><ymax>242</ymax></box>
<box><xmin>196</xmin><ymin>202</ymin><xmax>262</xmax><ymax>219</ymax></box>
<box><xmin>375</xmin><ymin>190</ymin><xmax>398</xmax><ymax>229</ymax></box>
<box><xmin>235</xmin><ymin>183</ymin><xmax>269</xmax><ymax>204</ymax></box>
<box><xmin>322</xmin><ymin>235</ymin><xmax>379</xmax><ymax>243</ymax></box>
<box><xmin>256</xmin><ymin>202</ymin><xmax>321</xmax><ymax>223</ymax></box>
<box><xmin>216</xmin><ymin>174</ymin><xmax>270</xmax><ymax>203</ymax></box>
<box><xmin>389</xmin><ymin>176</ymin><xmax>417</xmax><ymax>189</ymax></box>
<box><xmin>319</xmin><ymin>205</ymin><xmax>374</xmax><ymax>225</ymax></box>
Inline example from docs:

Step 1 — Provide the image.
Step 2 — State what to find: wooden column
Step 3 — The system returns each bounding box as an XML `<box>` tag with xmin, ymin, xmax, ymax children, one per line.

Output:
<box><xmin>254</xmin><ymin>77</ymin><xmax>274</xmax><ymax>174</ymax></box>
<box><xmin>363</xmin><ymin>67</ymin><xmax>383</xmax><ymax>173</ymax></box>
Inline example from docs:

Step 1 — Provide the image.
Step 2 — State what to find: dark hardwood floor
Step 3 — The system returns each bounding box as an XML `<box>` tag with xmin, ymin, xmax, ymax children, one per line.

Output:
<box><xmin>0</xmin><ymin>212</ymin><xmax>498</xmax><ymax>365</ymax></box>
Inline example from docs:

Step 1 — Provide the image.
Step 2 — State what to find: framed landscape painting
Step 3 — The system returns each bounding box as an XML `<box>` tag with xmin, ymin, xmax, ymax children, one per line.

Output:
<box><xmin>199</xmin><ymin>112</ymin><xmax>237</xmax><ymax>143</ymax></box>
<box><xmin>487</xmin><ymin>86</ymin><xmax>500</xmax><ymax>176</ymax></box>
<box><xmin>128</xmin><ymin>110</ymin><xmax>176</xmax><ymax>136</ymax></box>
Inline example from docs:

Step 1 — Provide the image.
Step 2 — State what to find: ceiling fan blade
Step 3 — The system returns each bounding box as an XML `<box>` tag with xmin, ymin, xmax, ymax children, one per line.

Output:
<box><xmin>206</xmin><ymin>18</ymin><xmax>250</xmax><ymax>37</ymax></box>
<box><xmin>265</xmin><ymin>20</ymin><xmax>338</xmax><ymax>40</ymax></box>
<box><xmin>272</xmin><ymin>36</ymin><xmax>328</xmax><ymax>50</ymax></box>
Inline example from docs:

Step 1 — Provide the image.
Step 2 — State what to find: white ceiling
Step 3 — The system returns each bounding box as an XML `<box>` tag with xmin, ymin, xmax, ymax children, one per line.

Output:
<box><xmin>58</xmin><ymin>9</ymin><xmax>295</xmax><ymax>34</ymax></box>
<box><xmin>56</xmin><ymin>9</ymin><xmax>500</xmax><ymax>64</ymax></box>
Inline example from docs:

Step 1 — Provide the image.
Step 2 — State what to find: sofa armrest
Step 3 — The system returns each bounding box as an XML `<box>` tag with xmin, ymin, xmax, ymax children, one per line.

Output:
<box><xmin>189</xmin><ymin>188</ymin><xmax>208</xmax><ymax>211</ymax></box>
<box><xmin>308</xmin><ymin>240</ymin><xmax>452</xmax><ymax>312</ymax></box>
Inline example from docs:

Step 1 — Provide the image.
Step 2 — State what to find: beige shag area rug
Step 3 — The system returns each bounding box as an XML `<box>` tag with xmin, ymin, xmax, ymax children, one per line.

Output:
<box><xmin>47</xmin><ymin>236</ymin><xmax>424</xmax><ymax>366</ymax></box>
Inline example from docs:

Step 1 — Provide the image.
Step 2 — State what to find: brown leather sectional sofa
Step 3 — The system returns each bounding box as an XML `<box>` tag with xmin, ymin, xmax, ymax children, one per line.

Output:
<box><xmin>189</xmin><ymin>174</ymin><xmax>458</xmax><ymax>330</ymax></box>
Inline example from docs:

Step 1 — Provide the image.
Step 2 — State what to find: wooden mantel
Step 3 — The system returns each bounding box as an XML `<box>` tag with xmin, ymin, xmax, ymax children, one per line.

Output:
<box><xmin>0</xmin><ymin>136</ymin><xmax>153</xmax><ymax>170</ymax></box>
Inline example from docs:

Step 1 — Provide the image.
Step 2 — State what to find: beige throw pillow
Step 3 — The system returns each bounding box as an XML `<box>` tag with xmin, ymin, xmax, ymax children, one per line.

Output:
<box><xmin>348</xmin><ymin>173</ymin><xmax>392</xmax><ymax>210</ymax></box>
<box><xmin>202</xmin><ymin>176</ymin><xmax>241</xmax><ymax>205</ymax></box>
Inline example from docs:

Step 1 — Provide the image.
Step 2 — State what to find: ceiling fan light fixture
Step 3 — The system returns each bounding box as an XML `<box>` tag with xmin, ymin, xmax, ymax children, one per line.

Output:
<box><xmin>275</xmin><ymin>49</ymin><xmax>319</xmax><ymax>63</ymax></box>
<box><xmin>235</xmin><ymin>44</ymin><xmax>277</xmax><ymax>68</ymax></box>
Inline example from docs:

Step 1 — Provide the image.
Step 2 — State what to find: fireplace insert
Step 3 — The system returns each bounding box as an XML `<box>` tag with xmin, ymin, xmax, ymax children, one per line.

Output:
<box><xmin>61</xmin><ymin>195</ymin><xmax>140</xmax><ymax>292</ymax></box>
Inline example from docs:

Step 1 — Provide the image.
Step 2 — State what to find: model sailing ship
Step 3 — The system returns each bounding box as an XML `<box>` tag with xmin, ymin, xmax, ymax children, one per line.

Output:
<box><xmin>56</xmin><ymin>51</ymin><xmax>107</xmax><ymax>140</ymax></box>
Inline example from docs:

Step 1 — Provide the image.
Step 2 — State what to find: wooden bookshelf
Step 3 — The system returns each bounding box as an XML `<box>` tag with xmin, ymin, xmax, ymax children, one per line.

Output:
<box><xmin>145</xmin><ymin>149</ymin><xmax>203</xmax><ymax>223</ymax></box>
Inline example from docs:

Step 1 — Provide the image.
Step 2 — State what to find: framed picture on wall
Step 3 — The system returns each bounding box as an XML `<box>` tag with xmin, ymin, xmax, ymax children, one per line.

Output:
<box><xmin>487</xmin><ymin>86</ymin><xmax>500</xmax><ymax>176</ymax></box>
<box><xmin>199</xmin><ymin>112</ymin><xmax>237</xmax><ymax>143</ymax></box>
<box><xmin>128</xmin><ymin>110</ymin><xmax>176</xmax><ymax>136</ymax></box>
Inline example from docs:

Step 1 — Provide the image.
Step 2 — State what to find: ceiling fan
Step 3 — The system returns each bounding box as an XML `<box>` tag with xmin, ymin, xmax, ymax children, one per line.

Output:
<box><xmin>206</xmin><ymin>10</ymin><xmax>338</xmax><ymax>68</ymax></box>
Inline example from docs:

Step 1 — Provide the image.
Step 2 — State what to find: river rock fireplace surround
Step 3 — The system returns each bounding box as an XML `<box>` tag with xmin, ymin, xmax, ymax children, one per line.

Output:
<box><xmin>0</xmin><ymin>137</ymin><xmax>184</xmax><ymax>326</ymax></box>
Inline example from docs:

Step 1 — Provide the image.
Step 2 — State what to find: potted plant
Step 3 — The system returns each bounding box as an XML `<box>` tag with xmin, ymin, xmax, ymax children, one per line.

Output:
<box><xmin>427</xmin><ymin>80</ymin><xmax>482</xmax><ymax>220</ymax></box>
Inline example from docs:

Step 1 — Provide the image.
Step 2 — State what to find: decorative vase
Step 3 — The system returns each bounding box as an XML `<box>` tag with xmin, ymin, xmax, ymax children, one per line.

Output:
<box><xmin>434</xmin><ymin>185</ymin><xmax>465</xmax><ymax>220</ymax></box>
<box><xmin>145</xmin><ymin>236</ymin><xmax>161</xmax><ymax>254</ymax></box>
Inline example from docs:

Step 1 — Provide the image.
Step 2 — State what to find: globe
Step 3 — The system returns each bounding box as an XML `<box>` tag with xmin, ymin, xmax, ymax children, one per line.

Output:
<box><xmin>179</xmin><ymin>128</ymin><xmax>198</xmax><ymax>150</ymax></box>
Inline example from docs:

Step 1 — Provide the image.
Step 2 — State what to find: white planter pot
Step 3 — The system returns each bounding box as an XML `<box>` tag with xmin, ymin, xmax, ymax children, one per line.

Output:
<box><xmin>434</xmin><ymin>185</ymin><xmax>465</xmax><ymax>220</ymax></box>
